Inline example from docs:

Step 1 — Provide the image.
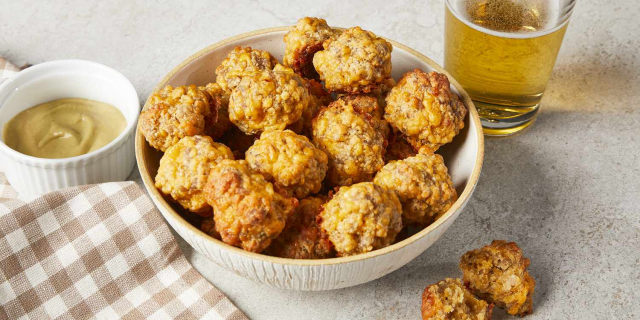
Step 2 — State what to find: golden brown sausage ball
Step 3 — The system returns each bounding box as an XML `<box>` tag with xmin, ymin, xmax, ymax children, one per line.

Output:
<box><xmin>374</xmin><ymin>153</ymin><xmax>457</xmax><ymax>227</ymax></box>
<box><xmin>421</xmin><ymin>278</ymin><xmax>493</xmax><ymax>320</ymax></box>
<box><xmin>313</xmin><ymin>26</ymin><xmax>393</xmax><ymax>94</ymax></box>
<box><xmin>229</xmin><ymin>64</ymin><xmax>310</xmax><ymax>135</ymax></box>
<box><xmin>283</xmin><ymin>17</ymin><xmax>340</xmax><ymax>79</ymax></box>
<box><xmin>155</xmin><ymin>135</ymin><xmax>234</xmax><ymax>216</ymax></box>
<box><xmin>245</xmin><ymin>130</ymin><xmax>327</xmax><ymax>199</ymax></box>
<box><xmin>199</xmin><ymin>83</ymin><xmax>233</xmax><ymax>139</ymax></box>
<box><xmin>319</xmin><ymin>182</ymin><xmax>402</xmax><ymax>256</ymax></box>
<box><xmin>204</xmin><ymin>159</ymin><xmax>298</xmax><ymax>253</ymax></box>
<box><xmin>215</xmin><ymin>46</ymin><xmax>279</xmax><ymax>91</ymax></box>
<box><xmin>312</xmin><ymin>95</ymin><xmax>388</xmax><ymax>187</ymax></box>
<box><xmin>266</xmin><ymin>196</ymin><xmax>334</xmax><ymax>259</ymax></box>
<box><xmin>460</xmin><ymin>240</ymin><xmax>535</xmax><ymax>316</ymax></box>
<box><xmin>140</xmin><ymin>85</ymin><xmax>214</xmax><ymax>152</ymax></box>
<box><xmin>385</xmin><ymin>69</ymin><xmax>467</xmax><ymax>153</ymax></box>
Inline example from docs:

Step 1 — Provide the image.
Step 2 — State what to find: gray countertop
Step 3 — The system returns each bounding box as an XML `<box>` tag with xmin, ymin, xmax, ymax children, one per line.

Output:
<box><xmin>2</xmin><ymin>0</ymin><xmax>638</xmax><ymax>319</ymax></box>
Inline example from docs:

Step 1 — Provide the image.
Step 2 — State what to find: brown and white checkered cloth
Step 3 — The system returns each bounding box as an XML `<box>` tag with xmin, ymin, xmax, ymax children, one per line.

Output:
<box><xmin>0</xmin><ymin>57</ymin><xmax>19</xmax><ymax>83</ymax></box>
<box><xmin>0</xmin><ymin>172</ymin><xmax>248</xmax><ymax>320</ymax></box>
<box><xmin>0</xmin><ymin>59</ymin><xmax>248</xmax><ymax>319</ymax></box>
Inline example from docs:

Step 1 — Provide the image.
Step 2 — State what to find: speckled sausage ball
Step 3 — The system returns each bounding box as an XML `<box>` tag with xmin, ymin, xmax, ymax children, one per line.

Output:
<box><xmin>215</xmin><ymin>46</ymin><xmax>279</xmax><ymax>91</ymax></box>
<box><xmin>204</xmin><ymin>160</ymin><xmax>298</xmax><ymax>253</ymax></box>
<box><xmin>228</xmin><ymin>64</ymin><xmax>310</xmax><ymax>135</ymax></box>
<box><xmin>246</xmin><ymin>130</ymin><xmax>327</xmax><ymax>199</ymax></box>
<box><xmin>319</xmin><ymin>182</ymin><xmax>402</xmax><ymax>256</ymax></box>
<box><xmin>266</xmin><ymin>196</ymin><xmax>334</xmax><ymax>259</ymax></box>
<box><xmin>283</xmin><ymin>17</ymin><xmax>340</xmax><ymax>79</ymax></box>
<box><xmin>421</xmin><ymin>278</ymin><xmax>493</xmax><ymax>320</ymax></box>
<box><xmin>460</xmin><ymin>240</ymin><xmax>535</xmax><ymax>317</ymax></box>
<box><xmin>155</xmin><ymin>135</ymin><xmax>234</xmax><ymax>216</ymax></box>
<box><xmin>311</xmin><ymin>95</ymin><xmax>388</xmax><ymax>187</ymax></box>
<box><xmin>385</xmin><ymin>69</ymin><xmax>467</xmax><ymax>153</ymax></box>
<box><xmin>199</xmin><ymin>82</ymin><xmax>233</xmax><ymax>140</ymax></box>
<box><xmin>139</xmin><ymin>85</ymin><xmax>214</xmax><ymax>152</ymax></box>
<box><xmin>374</xmin><ymin>153</ymin><xmax>457</xmax><ymax>227</ymax></box>
<box><xmin>313</xmin><ymin>26</ymin><xmax>393</xmax><ymax>93</ymax></box>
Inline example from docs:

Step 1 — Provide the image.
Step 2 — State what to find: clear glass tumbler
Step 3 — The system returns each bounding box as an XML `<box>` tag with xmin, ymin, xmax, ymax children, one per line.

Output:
<box><xmin>444</xmin><ymin>0</ymin><xmax>576</xmax><ymax>136</ymax></box>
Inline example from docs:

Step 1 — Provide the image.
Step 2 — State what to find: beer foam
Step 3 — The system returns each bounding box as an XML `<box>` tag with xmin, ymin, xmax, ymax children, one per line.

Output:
<box><xmin>447</xmin><ymin>0</ymin><xmax>573</xmax><ymax>39</ymax></box>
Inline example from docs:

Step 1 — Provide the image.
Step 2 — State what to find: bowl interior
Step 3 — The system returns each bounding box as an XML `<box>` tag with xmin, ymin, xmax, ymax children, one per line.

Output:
<box><xmin>0</xmin><ymin>60</ymin><xmax>140</xmax><ymax>145</ymax></box>
<box><xmin>138</xmin><ymin>28</ymin><xmax>483</xmax><ymax>264</ymax></box>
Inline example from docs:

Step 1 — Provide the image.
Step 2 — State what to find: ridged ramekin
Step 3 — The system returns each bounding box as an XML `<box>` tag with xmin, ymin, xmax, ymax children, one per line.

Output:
<box><xmin>0</xmin><ymin>60</ymin><xmax>139</xmax><ymax>196</ymax></box>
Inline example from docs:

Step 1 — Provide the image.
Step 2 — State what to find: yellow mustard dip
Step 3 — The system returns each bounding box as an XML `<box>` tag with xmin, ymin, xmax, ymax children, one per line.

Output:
<box><xmin>3</xmin><ymin>98</ymin><xmax>127</xmax><ymax>159</ymax></box>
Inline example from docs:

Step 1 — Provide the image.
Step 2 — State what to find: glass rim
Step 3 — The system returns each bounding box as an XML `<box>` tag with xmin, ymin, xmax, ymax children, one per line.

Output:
<box><xmin>445</xmin><ymin>0</ymin><xmax>576</xmax><ymax>39</ymax></box>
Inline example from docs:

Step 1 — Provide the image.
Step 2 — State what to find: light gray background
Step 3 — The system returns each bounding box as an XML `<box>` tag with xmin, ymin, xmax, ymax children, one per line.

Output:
<box><xmin>2</xmin><ymin>1</ymin><xmax>638</xmax><ymax>319</ymax></box>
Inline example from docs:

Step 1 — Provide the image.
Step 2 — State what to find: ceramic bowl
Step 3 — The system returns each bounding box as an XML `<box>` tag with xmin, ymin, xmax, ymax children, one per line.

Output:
<box><xmin>0</xmin><ymin>60</ymin><xmax>140</xmax><ymax>196</ymax></box>
<box><xmin>136</xmin><ymin>27</ymin><xmax>484</xmax><ymax>291</ymax></box>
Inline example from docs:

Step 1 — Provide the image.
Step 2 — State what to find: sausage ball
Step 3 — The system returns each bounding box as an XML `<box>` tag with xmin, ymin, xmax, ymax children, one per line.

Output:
<box><xmin>312</xmin><ymin>95</ymin><xmax>388</xmax><ymax>187</ymax></box>
<box><xmin>229</xmin><ymin>64</ymin><xmax>310</xmax><ymax>135</ymax></box>
<box><xmin>374</xmin><ymin>153</ymin><xmax>457</xmax><ymax>227</ymax></box>
<box><xmin>319</xmin><ymin>182</ymin><xmax>402</xmax><ymax>256</ymax></box>
<box><xmin>204</xmin><ymin>160</ymin><xmax>297</xmax><ymax>253</ymax></box>
<box><xmin>155</xmin><ymin>135</ymin><xmax>234</xmax><ymax>216</ymax></box>
<box><xmin>313</xmin><ymin>26</ymin><xmax>393</xmax><ymax>94</ymax></box>
<box><xmin>421</xmin><ymin>278</ymin><xmax>493</xmax><ymax>320</ymax></box>
<box><xmin>460</xmin><ymin>240</ymin><xmax>535</xmax><ymax>316</ymax></box>
<box><xmin>266</xmin><ymin>196</ymin><xmax>334</xmax><ymax>259</ymax></box>
<box><xmin>385</xmin><ymin>69</ymin><xmax>467</xmax><ymax>153</ymax></box>
<box><xmin>246</xmin><ymin>130</ymin><xmax>328</xmax><ymax>199</ymax></box>
<box><xmin>140</xmin><ymin>85</ymin><xmax>214</xmax><ymax>152</ymax></box>
<box><xmin>215</xmin><ymin>46</ymin><xmax>279</xmax><ymax>91</ymax></box>
<box><xmin>283</xmin><ymin>17</ymin><xmax>340</xmax><ymax>79</ymax></box>
<box><xmin>199</xmin><ymin>82</ymin><xmax>233</xmax><ymax>139</ymax></box>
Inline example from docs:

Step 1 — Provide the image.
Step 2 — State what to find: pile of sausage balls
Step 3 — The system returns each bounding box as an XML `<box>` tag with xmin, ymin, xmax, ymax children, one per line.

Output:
<box><xmin>140</xmin><ymin>17</ymin><xmax>467</xmax><ymax>259</ymax></box>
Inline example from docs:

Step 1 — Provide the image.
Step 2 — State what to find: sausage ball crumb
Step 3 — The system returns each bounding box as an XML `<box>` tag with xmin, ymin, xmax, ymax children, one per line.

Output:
<box><xmin>313</xmin><ymin>26</ymin><xmax>393</xmax><ymax>94</ymax></box>
<box><xmin>266</xmin><ymin>196</ymin><xmax>334</xmax><ymax>259</ymax></box>
<box><xmin>283</xmin><ymin>17</ymin><xmax>340</xmax><ymax>79</ymax></box>
<box><xmin>374</xmin><ymin>153</ymin><xmax>457</xmax><ymax>227</ymax></box>
<box><xmin>460</xmin><ymin>240</ymin><xmax>535</xmax><ymax>317</ymax></box>
<box><xmin>155</xmin><ymin>135</ymin><xmax>234</xmax><ymax>216</ymax></box>
<box><xmin>246</xmin><ymin>130</ymin><xmax>328</xmax><ymax>199</ymax></box>
<box><xmin>199</xmin><ymin>83</ymin><xmax>233</xmax><ymax>139</ymax></box>
<box><xmin>215</xmin><ymin>46</ymin><xmax>279</xmax><ymax>91</ymax></box>
<box><xmin>421</xmin><ymin>278</ymin><xmax>493</xmax><ymax>320</ymax></box>
<box><xmin>312</xmin><ymin>95</ymin><xmax>388</xmax><ymax>187</ymax></box>
<box><xmin>140</xmin><ymin>85</ymin><xmax>213</xmax><ymax>152</ymax></box>
<box><xmin>204</xmin><ymin>159</ymin><xmax>298</xmax><ymax>253</ymax></box>
<box><xmin>229</xmin><ymin>64</ymin><xmax>310</xmax><ymax>135</ymax></box>
<box><xmin>385</xmin><ymin>69</ymin><xmax>467</xmax><ymax>153</ymax></box>
<box><xmin>319</xmin><ymin>182</ymin><xmax>402</xmax><ymax>256</ymax></box>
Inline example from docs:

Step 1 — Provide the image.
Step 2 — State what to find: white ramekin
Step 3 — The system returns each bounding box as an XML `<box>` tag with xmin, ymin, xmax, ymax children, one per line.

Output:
<box><xmin>0</xmin><ymin>60</ymin><xmax>139</xmax><ymax>196</ymax></box>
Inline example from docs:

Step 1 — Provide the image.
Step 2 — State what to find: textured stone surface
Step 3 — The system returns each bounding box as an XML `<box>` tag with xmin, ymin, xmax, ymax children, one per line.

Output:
<box><xmin>2</xmin><ymin>1</ymin><xmax>638</xmax><ymax>319</ymax></box>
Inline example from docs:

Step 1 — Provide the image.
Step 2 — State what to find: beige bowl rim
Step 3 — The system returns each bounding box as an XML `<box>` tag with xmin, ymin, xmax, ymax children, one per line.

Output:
<box><xmin>135</xmin><ymin>26</ymin><xmax>485</xmax><ymax>266</ymax></box>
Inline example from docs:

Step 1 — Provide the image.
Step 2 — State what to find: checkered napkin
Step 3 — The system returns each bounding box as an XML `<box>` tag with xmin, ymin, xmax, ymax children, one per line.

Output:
<box><xmin>0</xmin><ymin>58</ymin><xmax>20</xmax><ymax>83</ymax></box>
<box><xmin>0</xmin><ymin>173</ymin><xmax>248</xmax><ymax>318</ymax></box>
